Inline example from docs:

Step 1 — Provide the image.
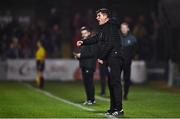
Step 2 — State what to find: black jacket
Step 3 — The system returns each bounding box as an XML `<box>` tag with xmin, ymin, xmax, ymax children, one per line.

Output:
<box><xmin>82</xmin><ymin>18</ymin><xmax>122</xmax><ymax>61</ymax></box>
<box><xmin>79</xmin><ymin>42</ymin><xmax>97</xmax><ymax>71</ymax></box>
<box><xmin>120</xmin><ymin>33</ymin><xmax>137</xmax><ymax>61</ymax></box>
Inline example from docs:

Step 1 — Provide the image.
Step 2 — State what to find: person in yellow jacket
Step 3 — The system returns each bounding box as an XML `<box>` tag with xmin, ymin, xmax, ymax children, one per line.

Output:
<box><xmin>35</xmin><ymin>40</ymin><xmax>46</xmax><ymax>89</ymax></box>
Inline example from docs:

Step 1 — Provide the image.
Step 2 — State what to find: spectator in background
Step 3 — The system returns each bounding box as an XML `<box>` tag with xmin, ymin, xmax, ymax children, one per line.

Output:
<box><xmin>149</xmin><ymin>11</ymin><xmax>160</xmax><ymax>60</ymax></box>
<box><xmin>73</xmin><ymin>26</ymin><xmax>97</xmax><ymax>105</ymax></box>
<box><xmin>133</xmin><ymin>15</ymin><xmax>148</xmax><ymax>60</ymax></box>
<box><xmin>7</xmin><ymin>37</ymin><xmax>20</xmax><ymax>59</ymax></box>
<box><xmin>25</xmin><ymin>17</ymin><xmax>40</xmax><ymax>57</ymax></box>
<box><xmin>120</xmin><ymin>22</ymin><xmax>137</xmax><ymax>100</ymax></box>
<box><xmin>86</xmin><ymin>9</ymin><xmax>97</xmax><ymax>30</ymax></box>
<box><xmin>47</xmin><ymin>7</ymin><xmax>61</xmax><ymax>29</ymax></box>
<box><xmin>72</xmin><ymin>12</ymin><xmax>85</xmax><ymax>33</ymax></box>
<box><xmin>133</xmin><ymin>15</ymin><xmax>147</xmax><ymax>40</ymax></box>
<box><xmin>35</xmin><ymin>40</ymin><xmax>46</xmax><ymax>89</ymax></box>
<box><xmin>7</xmin><ymin>43</ymin><xmax>19</xmax><ymax>59</ymax></box>
<box><xmin>49</xmin><ymin>24</ymin><xmax>63</xmax><ymax>57</ymax></box>
<box><xmin>19</xmin><ymin>32</ymin><xmax>31</xmax><ymax>58</ymax></box>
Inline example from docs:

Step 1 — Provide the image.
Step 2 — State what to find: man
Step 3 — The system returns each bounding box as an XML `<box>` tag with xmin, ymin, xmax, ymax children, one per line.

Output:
<box><xmin>120</xmin><ymin>22</ymin><xmax>137</xmax><ymax>100</ymax></box>
<box><xmin>35</xmin><ymin>40</ymin><xmax>46</xmax><ymax>89</ymax></box>
<box><xmin>77</xmin><ymin>8</ymin><xmax>124</xmax><ymax>116</ymax></box>
<box><xmin>73</xmin><ymin>26</ymin><xmax>97</xmax><ymax>105</ymax></box>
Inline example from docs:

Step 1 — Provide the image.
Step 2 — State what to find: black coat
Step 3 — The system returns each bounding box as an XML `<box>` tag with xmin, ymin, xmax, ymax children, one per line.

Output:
<box><xmin>82</xmin><ymin>18</ymin><xmax>122</xmax><ymax>61</ymax></box>
<box><xmin>120</xmin><ymin>33</ymin><xmax>137</xmax><ymax>61</ymax></box>
<box><xmin>79</xmin><ymin>42</ymin><xmax>97</xmax><ymax>71</ymax></box>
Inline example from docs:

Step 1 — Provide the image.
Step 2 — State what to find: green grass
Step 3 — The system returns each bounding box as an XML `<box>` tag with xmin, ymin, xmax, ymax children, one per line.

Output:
<box><xmin>0</xmin><ymin>80</ymin><xmax>180</xmax><ymax>118</ymax></box>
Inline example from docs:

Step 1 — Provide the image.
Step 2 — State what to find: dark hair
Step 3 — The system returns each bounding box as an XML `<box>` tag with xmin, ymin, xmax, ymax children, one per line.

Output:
<box><xmin>121</xmin><ymin>22</ymin><xmax>129</xmax><ymax>28</ymax></box>
<box><xmin>96</xmin><ymin>8</ymin><xmax>111</xmax><ymax>18</ymax></box>
<box><xmin>80</xmin><ymin>26</ymin><xmax>90</xmax><ymax>32</ymax></box>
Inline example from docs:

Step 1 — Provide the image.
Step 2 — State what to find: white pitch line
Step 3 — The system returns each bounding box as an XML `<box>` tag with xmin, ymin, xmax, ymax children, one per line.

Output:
<box><xmin>97</xmin><ymin>113</ymin><xmax>118</xmax><ymax>119</ymax></box>
<box><xmin>96</xmin><ymin>95</ymin><xmax>110</xmax><ymax>102</ymax></box>
<box><xmin>23</xmin><ymin>83</ymin><xmax>117</xmax><ymax>119</ymax></box>
<box><xmin>24</xmin><ymin>83</ymin><xmax>95</xmax><ymax>112</ymax></box>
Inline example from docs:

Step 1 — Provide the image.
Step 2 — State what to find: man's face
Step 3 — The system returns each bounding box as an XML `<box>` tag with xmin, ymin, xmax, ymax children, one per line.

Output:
<box><xmin>96</xmin><ymin>12</ymin><xmax>109</xmax><ymax>25</ymax></box>
<box><xmin>121</xmin><ymin>24</ymin><xmax>129</xmax><ymax>35</ymax></box>
<box><xmin>37</xmin><ymin>41</ymin><xmax>41</xmax><ymax>48</ymax></box>
<box><xmin>81</xmin><ymin>30</ymin><xmax>91</xmax><ymax>39</ymax></box>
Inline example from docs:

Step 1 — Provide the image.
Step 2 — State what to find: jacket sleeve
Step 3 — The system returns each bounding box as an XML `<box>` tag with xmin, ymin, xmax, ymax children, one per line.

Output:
<box><xmin>99</xmin><ymin>25</ymin><xmax>113</xmax><ymax>60</ymax></box>
<box><xmin>82</xmin><ymin>35</ymin><xmax>98</xmax><ymax>45</ymax></box>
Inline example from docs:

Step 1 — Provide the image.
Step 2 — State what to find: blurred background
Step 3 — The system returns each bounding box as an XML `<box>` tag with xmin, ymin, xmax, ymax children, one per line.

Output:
<box><xmin>0</xmin><ymin>0</ymin><xmax>180</xmax><ymax>86</ymax></box>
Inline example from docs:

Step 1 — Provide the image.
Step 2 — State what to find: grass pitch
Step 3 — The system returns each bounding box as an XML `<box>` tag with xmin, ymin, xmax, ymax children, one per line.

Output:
<box><xmin>0</xmin><ymin>80</ymin><xmax>180</xmax><ymax>118</ymax></box>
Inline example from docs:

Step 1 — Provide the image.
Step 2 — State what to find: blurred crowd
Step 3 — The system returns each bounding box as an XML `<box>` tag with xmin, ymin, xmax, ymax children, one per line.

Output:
<box><xmin>0</xmin><ymin>8</ymin><xmax>162</xmax><ymax>61</ymax></box>
<box><xmin>0</xmin><ymin>8</ymin><xmax>64</xmax><ymax>59</ymax></box>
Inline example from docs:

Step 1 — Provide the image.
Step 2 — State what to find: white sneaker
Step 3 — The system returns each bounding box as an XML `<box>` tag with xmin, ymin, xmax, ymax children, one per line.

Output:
<box><xmin>83</xmin><ymin>100</ymin><xmax>96</xmax><ymax>105</ymax></box>
<box><xmin>112</xmin><ymin>109</ymin><xmax>124</xmax><ymax>116</ymax></box>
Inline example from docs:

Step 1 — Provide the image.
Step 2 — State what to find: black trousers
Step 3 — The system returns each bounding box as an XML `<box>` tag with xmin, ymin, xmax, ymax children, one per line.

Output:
<box><xmin>99</xmin><ymin>63</ymin><xmax>108</xmax><ymax>95</ymax></box>
<box><xmin>81</xmin><ymin>67</ymin><xmax>95</xmax><ymax>101</ymax></box>
<box><xmin>107</xmin><ymin>58</ymin><xmax>123</xmax><ymax>111</ymax></box>
<box><xmin>36</xmin><ymin>60</ymin><xmax>45</xmax><ymax>72</ymax></box>
<box><xmin>122</xmin><ymin>60</ymin><xmax>132</xmax><ymax>98</ymax></box>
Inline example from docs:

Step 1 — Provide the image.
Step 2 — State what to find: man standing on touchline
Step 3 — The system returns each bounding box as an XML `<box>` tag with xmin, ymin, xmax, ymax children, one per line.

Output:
<box><xmin>77</xmin><ymin>8</ymin><xmax>124</xmax><ymax>116</ymax></box>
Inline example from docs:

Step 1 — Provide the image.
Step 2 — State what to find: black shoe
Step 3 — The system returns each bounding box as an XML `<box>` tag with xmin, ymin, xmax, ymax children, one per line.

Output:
<box><xmin>105</xmin><ymin>109</ymin><xmax>114</xmax><ymax>115</ymax></box>
<box><xmin>112</xmin><ymin>109</ymin><xmax>124</xmax><ymax>116</ymax></box>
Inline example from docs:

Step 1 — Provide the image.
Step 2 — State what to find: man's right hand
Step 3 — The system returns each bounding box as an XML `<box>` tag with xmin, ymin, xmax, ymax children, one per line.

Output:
<box><xmin>76</xmin><ymin>41</ymin><xmax>83</xmax><ymax>47</ymax></box>
<box><xmin>98</xmin><ymin>59</ymin><xmax>104</xmax><ymax>64</ymax></box>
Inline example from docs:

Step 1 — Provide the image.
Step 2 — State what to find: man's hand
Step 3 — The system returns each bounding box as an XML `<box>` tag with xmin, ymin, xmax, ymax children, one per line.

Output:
<box><xmin>76</xmin><ymin>53</ymin><xmax>81</xmax><ymax>58</ymax></box>
<box><xmin>76</xmin><ymin>41</ymin><xmax>83</xmax><ymax>47</ymax></box>
<box><xmin>98</xmin><ymin>59</ymin><xmax>104</xmax><ymax>64</ymax></box>
<box><xmin>73</xmin><ymin>52</ymin><xmax>81</xmax><ymax>58</ymax></box>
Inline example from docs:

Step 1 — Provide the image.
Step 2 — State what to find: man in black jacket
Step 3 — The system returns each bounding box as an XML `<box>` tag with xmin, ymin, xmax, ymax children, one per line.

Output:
<box><xmin>77</xmin><ymin>8</ymin><xmax>124</xmax><ymax>116</ymax></box>
<box><xmin>120</xmin><ymin>22</ymin><xmax>137</xmax><ymax>100</ymax></box>
<box><xmin>73</xmin><ymin>26</ymin><xmax>97</xmax><ymax>105</ymax></box>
